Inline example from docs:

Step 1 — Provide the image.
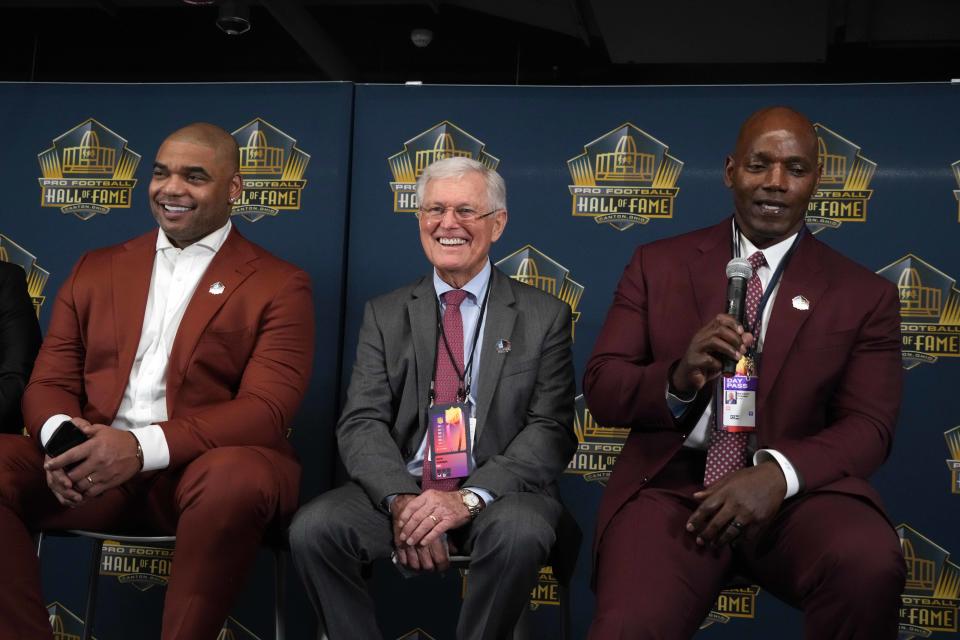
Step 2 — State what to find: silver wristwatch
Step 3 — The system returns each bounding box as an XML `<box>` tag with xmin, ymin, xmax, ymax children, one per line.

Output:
<box><xmin>459</xmin><ymin>489</ymin><xmax>484</xmax><ymax>518</ymax></box>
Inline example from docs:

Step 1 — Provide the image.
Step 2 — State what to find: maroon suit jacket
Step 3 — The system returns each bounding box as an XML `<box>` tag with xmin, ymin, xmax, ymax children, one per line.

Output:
<box><xmin>22</xmin><ymin>226</ymin><xmax>314</xmax><ymax>470</ymax></box>
<box><xmin>585</xmin><ymin>219</ymin><xmax>902</xmax><ymax>556</ymax></box>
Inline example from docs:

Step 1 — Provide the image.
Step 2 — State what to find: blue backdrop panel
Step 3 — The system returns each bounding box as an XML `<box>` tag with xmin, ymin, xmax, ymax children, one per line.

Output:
<box><xmin>347</xmin><ymin>82</ymin><xmax>960</xmax><ymax>639</ymax></box>
<box><xmin>0</xmin><ymin>81</ymin><xmax>353</xmax><ymax>639</ymax></box>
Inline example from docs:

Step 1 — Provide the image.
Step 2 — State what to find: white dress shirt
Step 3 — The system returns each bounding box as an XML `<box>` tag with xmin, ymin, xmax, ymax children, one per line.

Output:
<box><xmin>40</xmin><ymin>220</ymin><xmax>233</xmax><ymax>471</ymax></box>
<box><xmin>668</xmin><ymin>222</ymin><xmax>802</xmax><ymax>498</ymax></box>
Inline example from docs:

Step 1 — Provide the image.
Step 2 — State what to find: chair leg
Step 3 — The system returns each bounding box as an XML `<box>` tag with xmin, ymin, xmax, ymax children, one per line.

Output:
<box><xmin>273</xmin><ymin>548</ymin><xmax>286</xmax><ymax>640</ymax></box>
<box><xmin>82</xmin><ymin>539</ymin><xmax>103</xmax><ymax>640</ymax></box>
<box><xmin>35</xmin><ymin>532</ymin><xmax>45</xmax><ymax>558</ymax></box>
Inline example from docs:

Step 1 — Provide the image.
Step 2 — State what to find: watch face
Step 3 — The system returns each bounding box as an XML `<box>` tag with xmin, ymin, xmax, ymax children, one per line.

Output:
<box><xmin>463</xmin><ymin>491</ymin><xmax>479</xmax><ymax>507</ymax></box>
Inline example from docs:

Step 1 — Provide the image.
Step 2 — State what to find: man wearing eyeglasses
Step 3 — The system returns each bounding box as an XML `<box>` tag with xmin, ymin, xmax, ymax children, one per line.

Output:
<box><xmin>290</xmin><ymin>157</ymin><xmax>577</xmax><ymax>640</ymax></box>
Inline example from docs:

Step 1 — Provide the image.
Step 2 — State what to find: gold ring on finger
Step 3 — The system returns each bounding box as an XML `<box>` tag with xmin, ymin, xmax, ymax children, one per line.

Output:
<box><xmin>429</xmin><ymin>515</ymin><xmax>439</xmax><ymax>524</ymax></box>
<box><xmin>86</xmin><ymin>475</ymin><xmax>95</xmax><ymax>486</ymax></box>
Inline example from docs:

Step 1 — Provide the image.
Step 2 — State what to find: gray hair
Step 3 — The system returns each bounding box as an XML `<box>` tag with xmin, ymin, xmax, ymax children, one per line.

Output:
<box><xmin>415</xmin><ymin>157</ymin><xmax>507</xmax><ymax>212</ymax></box>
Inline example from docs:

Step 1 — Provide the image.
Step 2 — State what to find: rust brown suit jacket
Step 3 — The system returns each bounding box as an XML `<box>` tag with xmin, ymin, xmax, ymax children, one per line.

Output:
<box><xmin>22</xmin><ymin>226</ymin><xmax>314</xmax><ymax>471</ymax></box>
<box><xmin>584</xmin><ymin>219</ymin><xmax>902</xmax><ymax>560</ymax></box>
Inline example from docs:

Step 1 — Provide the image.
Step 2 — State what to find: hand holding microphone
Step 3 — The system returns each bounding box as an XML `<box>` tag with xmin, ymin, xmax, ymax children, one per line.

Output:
<box><xmin>669</xmin><ymin>258</ymin><xmax>755</xmax><ymax>396</ymax></box>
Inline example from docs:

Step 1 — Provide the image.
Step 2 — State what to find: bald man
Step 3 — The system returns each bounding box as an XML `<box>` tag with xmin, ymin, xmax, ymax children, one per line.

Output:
<box><xmin>0</xmin><ymin>123</ymin><xmax>314</xmax><ymax>639</ymax></box>
<box><xmin>586</xmin><ymin>107</ymin><xmax>905</xmax><ymax>638</ymax></box>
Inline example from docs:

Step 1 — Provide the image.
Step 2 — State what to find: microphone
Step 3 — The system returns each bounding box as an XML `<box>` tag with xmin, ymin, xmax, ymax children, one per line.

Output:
<box><xmin>722</xmin><ymin>257</ymin><xmax>753</xmax><ymax>377</ymax></box>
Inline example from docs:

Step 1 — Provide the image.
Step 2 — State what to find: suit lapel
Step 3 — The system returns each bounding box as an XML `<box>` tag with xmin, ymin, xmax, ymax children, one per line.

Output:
<box><xmin>474</xmin><ymin>268</ymin><xmax>517</xmax><ymax>441</ymax></box>
<box><xmin>688</xmin><ymin>221</ymin><xmax>733</xmax><ymax>327</ymax></box>
<box><xmin>408</xmin><ymin>276</ymin><xmax>437</xmax><ymax>445</ymax></box>
<box><xmin>111</xmin><ymin>232</ymin><xmax>157</xmax><ymax>397</ymax></box>
<box><xmin>757</xmin><ymin>233</ymin><xmax>828</xmax><ymax>408</ymax></box>
<box><xmin>166</xmin><ymin>228</ymin><xmax>256</xmax><ymax>394</ymax></box>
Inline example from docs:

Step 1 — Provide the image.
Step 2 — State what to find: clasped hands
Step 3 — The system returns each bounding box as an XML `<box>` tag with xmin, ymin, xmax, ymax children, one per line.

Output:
<box><xmin>673</xmin><ymin>314</ymin><xmax>785</xmax><ymax>547</ymax></box>
<box><xmin>44</xmin><ymin>417</ymin><xmax>142</xmax><ymax>507</ymax></box>
<box><xmin>391</xmin><ymin>490</ymin><xmax>473</xmax><ymax>572</ymax></box>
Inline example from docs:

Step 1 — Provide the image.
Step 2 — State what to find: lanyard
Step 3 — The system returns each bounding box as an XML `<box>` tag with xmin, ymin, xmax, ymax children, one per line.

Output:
<box><xmin>732</xmin><ymin>221</ymin><xmax>806</xmax><ymax>349</ymax></box>
<box><xmin>429</xmin><ymin>285</ymin><xmax>490</xmax><ymax>406</ymax></box>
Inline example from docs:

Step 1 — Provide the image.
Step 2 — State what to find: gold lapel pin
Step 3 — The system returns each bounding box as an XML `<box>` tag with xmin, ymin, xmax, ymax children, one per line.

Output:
<box><xmin>208</xmin><ymin>281</ymin><xmax>225</xmax><ymax>295</ymax></box>
<box><xmin>792</xmin><ymin>295</ymin><xmax>810</xmax><ymax>311</ymax></box>
<box><xmin>496</xmin><ymin>339</ymin><xmax>511</xmax><ymax>354</ymax></box>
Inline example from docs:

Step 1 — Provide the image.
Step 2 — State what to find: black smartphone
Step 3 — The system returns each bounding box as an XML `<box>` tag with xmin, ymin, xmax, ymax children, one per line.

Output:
<box><xmin>43</xmin><ymin>420</ymin><xmax>88</xmax><ymax>459</ymax></box>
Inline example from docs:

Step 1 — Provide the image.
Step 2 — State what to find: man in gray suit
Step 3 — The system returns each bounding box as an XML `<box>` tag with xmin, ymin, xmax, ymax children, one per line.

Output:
<box><xmin>290</xmin><ymin>157</ymin><xmax>576</xmax><ymax>640</ymax></box>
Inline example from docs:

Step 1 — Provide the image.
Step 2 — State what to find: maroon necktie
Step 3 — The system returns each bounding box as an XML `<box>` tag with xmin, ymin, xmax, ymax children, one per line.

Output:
<box><xmin>703</xmin><ymin>251</ymin><xmax>767</xmax><ymax>487</ymax></box>
<box><xmin>422</xmin><ymin>289</ymin><xmax>468</xmax><ymax>492</ymax></box>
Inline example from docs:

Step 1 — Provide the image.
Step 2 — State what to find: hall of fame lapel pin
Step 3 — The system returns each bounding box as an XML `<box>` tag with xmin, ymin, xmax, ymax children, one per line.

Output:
<box><xmin>208</xmin><ymin>281</ymin><xmax>225</xmax><ymax>295</ymax></box>
<box><xmin>496</xmin><ymin>339</ymin><xmax>511</xmax><ymax>354</ymax></box>
<box><xmin>792</xmin><ymin>295</ymin><xmax>810</xmax><ymax>311</ymax></box>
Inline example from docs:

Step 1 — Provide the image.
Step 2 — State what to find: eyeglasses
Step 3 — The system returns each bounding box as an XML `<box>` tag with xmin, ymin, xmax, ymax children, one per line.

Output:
<box><xmin>417</xmin><ymin>205</ymin><xmax>501</xmax><ymax>223</ymax></box>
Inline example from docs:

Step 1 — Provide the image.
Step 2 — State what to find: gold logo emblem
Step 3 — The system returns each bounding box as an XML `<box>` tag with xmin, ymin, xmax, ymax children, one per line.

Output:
<box><xmin>806</xmin><ymin>124</ymin><xmax>876</xmax><ymax>233</ymax></box>
<box><xmin>387</xmin><ymin>121</ymin><xmax>499</xmax><ymax>214</ymax></box>
<box><xmin>100</xmin><ymin>540</ymin><xmax>173</xmax><ymax>591</ymax></box>
<box><xmin>46</xmin><ymin>602</ymin><xmax>86</xmax><ymax>640</ymax></box>
<box><xmin>38</xmin><ymin>118</ymin><xmax>141</xmax><ymax>220</ymax></box>
<box><xmin>567</xmin><ymin>123</ymin><xmax>682</xmax><ymax>231</ymax></box>
<box><xmin>898</xmin><ymin>524</ymin><xmax>959</xmax><ymax>635</ymax></box>
<box><xmin>946</xmin><ymin>426</ymin><xmax>960</xmax><ymax>495</ymax></box>
<box><xmin>565</xmin><ymin>394</ymin><xmax>628</xmax><ymax>485</ymax></box>
<box><xmin>495</xmin><ymin>245</ymin><xmax>583</xmax><ymax>341</ymax></box>
<box><xmin>217</xmin><ymin>617</ymin><xmax>262</xmax><ymax>640</ymax></box>
<box><xmin>699</xmin><ymin>585</ymin><xmax>762</xmax><ymax>630</ymax></box>
<box><xmin>952</xmin><ymin>161</ymin><xmax>960</xmax><ymax>222</ymax></box>
<box><xmin>528</xmin><ymin>566</ymin><xmax>560</xmax><ymax>610</ymax></box>
<box><xmin>0</xmin><ymin>235</ymin><xmax>49</xmax><ymax>318</ymax></box>
<box><xmin>877</xmin><ymin>254</ymin><xmax>960</xmax><ymax>369</ymax></box>
<box><xmin>230</xmin><ymin>118</ymin><xmax>310</xmax><ymax>222</ymax></box>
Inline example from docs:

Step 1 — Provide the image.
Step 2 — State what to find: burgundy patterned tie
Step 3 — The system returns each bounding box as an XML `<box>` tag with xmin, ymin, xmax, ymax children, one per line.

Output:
<box><xmin>704</xmin><ymin>251</ymin><xmax>767</xmax><ymax>487</ymax></box>
<box><xmin>422</xmin><ymin>289</ymin><xmax>468</xmax><ymax>492</ymax></box>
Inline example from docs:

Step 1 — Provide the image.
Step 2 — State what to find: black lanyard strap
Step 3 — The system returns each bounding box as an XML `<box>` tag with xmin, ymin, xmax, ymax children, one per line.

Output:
<box><xmin>732</xmin><ymin>221</ymin><xmax>806</xmax><ymax>344</ymax></box>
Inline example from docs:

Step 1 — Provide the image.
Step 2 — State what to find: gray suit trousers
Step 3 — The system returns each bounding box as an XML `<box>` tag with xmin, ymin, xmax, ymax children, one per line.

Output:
<box><xmin>289</xmin><ymin>482</ymin><xmax>562</xmax><ymax>640</ymax></box>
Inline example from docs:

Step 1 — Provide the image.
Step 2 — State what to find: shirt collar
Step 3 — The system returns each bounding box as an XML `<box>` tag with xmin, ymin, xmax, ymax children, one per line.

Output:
<box><xmin>156</xmin><ymin>219</ymin><xmax>232</xmax><ymax>255</ymax></box>
<box><xmin>433</xmin><ymin>260</ymin><xmax>492</xmax><ymax>304</ymax></box>
<box><xmin>733</xmin><ymin>219</ymin><xmax>798</xmax><ymax>273</ymax></box>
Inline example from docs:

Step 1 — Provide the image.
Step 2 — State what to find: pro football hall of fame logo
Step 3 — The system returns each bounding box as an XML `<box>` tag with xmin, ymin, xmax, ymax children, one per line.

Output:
<box><xmin>46</xmin><ymin>602</ymin><xmax>87</xmax><ymax>640</ymax></box>
<box><xmin>100</xmin><ymin>539</ymin><xmax>173</xmax><ymax>591</ymax></box>
<box><xmin>37</xmin><ymin>118</ymin><xmax>141</xmax><ymax>220</ymax></box>
<box><xmin>567</xmin><ymin>123</ymin><xmax>682</xmax><ymax>231</ymax></box>
<box><xmin>805</xmin><ymin>124</ymin><xmax>876</xmax><ymax>233</ymax></box>
<box><xmin>230</xmin><ymin>118</ymin><xmax>310</xmax><ymax>223</ymax></box>
<box><xmin>946</xmin><ymin>426</ymin><xmax>960</xmax><ymax>495</ymax></box>
<box><xmin>565</xmin><ymin>394</ymin><xmax>626</xmax><ymax>486</ymax></box>
<box><xmin>898</xmin><ymin>525</ymin><xmax>959</xmax><ymax>637</ymax></box>
<box><xmin>0</xmin><ymin>235</ymin><xmax>49</xmax><ymax>317</ymax></box>
<box><xmin>495</xmin><ymin>245</ymin><xmax>583</xmax><ymax>340</ymax></box>
<box><xmin>387</xmin><ymin>121</ymin><xmax>499</xmax><ymax>214</ymax></box>
<box><xmin>877</xmin><ymin>255</ymin><xmax>960</xmax><ymax>369</ymax></box>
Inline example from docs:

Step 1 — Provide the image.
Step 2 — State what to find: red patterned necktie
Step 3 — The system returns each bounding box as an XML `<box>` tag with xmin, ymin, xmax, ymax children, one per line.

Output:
<box><xmin>703</xmin><ymin>251</ymin><xmax>767</xmax><ymax>487</ymax></box>
<box><xmin>422</xmin><ymin>289</ymin><xmax>468</xmax><ymax>492</ymax></box>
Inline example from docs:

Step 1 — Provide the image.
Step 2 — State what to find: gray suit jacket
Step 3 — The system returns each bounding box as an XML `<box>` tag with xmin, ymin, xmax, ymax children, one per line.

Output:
<box><xmin>337</xmin><ymin>265</ymin><xmax>577</xmax><ymax>505</ymax></box>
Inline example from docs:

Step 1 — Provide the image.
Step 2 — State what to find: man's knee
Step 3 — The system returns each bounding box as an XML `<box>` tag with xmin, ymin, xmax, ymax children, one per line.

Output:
<box><xmin>814</xmin><ymin>525</ymin><xmax>906</xmax><ymax>599</ymax></box>
<box><xmin>178</xmin><ymin>448</ymin><xmax>282</xmax><ymax>522</ymax></box>
<box><xmin>0</xmin><ymin>435</ymin><xmax>42</xmax><ymax>508</ymax></box>
<box><xmin>472</xmin><ymin>497</ymin><xmax>557</xmax><ymax>565</ymax></box>
<box><xmin>289</xmin><ymin>493</ymin><xmax>347</xmax><ymax>556</ymax></box>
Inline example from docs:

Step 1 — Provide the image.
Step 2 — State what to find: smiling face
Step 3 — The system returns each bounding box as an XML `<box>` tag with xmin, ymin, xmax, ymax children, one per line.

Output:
<box><xmin>724</xmin><ymin>108</ymin><xmax>821</xmax><ymax>248</ymax></box>
<box><xmin>418</xmin><ymin>172</ymin><xmax>507</xmax><ymax>288</ymax></box>
<box><xmin>149</xmin><ymin>134</ymin><xmax>242</xmax><ymax>248</ymax></box>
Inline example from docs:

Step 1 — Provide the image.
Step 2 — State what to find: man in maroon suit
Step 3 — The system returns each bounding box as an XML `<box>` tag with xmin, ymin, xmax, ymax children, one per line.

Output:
<box><xmin>0</xmin><ymin>123</ymin><xmax>314</xmax><ymax>639</ymax></box>
<box><xmin>585</xmin><ymin>107</ymin><xmax>905</xmax><ymax>639</ymax></box>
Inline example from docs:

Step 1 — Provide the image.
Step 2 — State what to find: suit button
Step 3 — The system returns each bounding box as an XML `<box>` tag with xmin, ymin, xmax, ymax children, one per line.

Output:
<box><xmin>640</xmin><ymin>476</ymin><xmax>648</xmax><ymax>484</ymax></box>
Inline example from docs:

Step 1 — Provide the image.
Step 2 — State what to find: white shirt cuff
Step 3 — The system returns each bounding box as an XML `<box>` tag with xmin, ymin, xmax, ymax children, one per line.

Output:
<box><xmin>132</xmin><ymin>425</ymin><xmax>170</xmax><ymax>471</ymax></box>
<box><xmin>754</xmin><ymin>449</ymin><xmax>801</xmax><ymax>499</ymax></box>
<box><xmin>39</xmin><ymin>414</ymin><xmax>72</xmax><ymax>447</ymax></box>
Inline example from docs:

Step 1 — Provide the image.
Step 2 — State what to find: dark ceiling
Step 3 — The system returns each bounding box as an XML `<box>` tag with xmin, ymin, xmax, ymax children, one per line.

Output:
<box><xmin>0</xmin><ymin>0</ymin><xmax>958</xmax><ymax>85</ymax></box>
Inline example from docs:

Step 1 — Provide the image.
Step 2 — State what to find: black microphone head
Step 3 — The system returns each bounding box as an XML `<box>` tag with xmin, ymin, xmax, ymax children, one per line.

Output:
<box><xmin>726</xmin><ymin>257</ymin><xmax>752</xmax><ymax>280</ymax></box>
